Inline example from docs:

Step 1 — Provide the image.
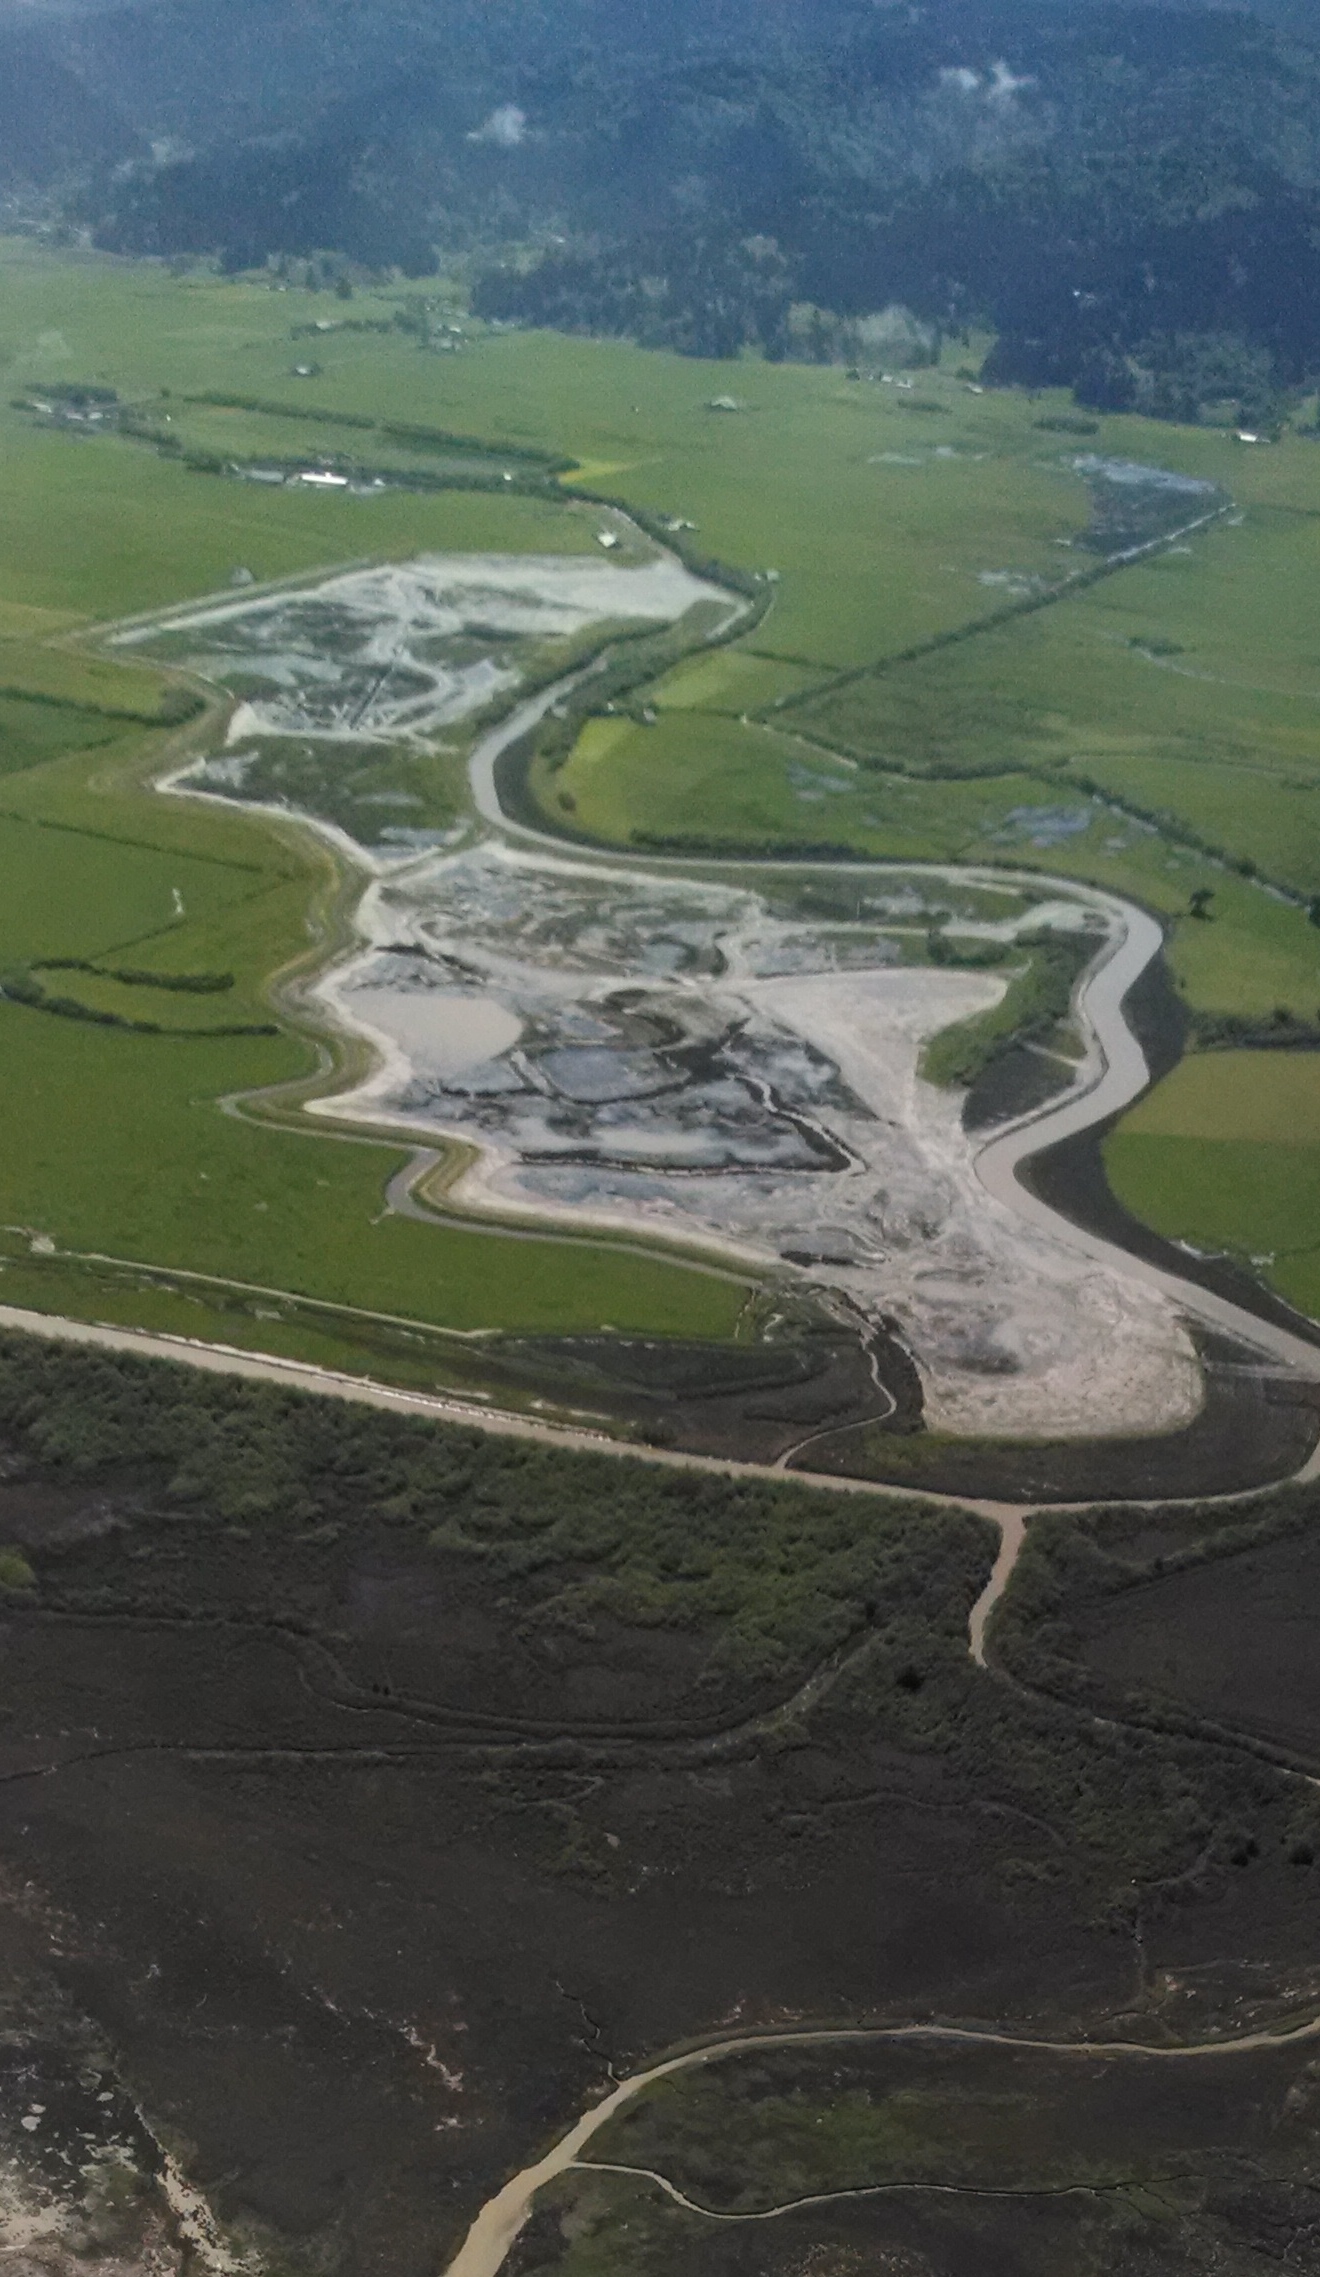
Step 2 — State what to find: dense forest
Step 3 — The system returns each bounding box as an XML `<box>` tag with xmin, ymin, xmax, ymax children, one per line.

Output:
<box><xmin>6</xmin><ymin>0</ymin><xmax>1320</xmax><ymax>413</ymax></box>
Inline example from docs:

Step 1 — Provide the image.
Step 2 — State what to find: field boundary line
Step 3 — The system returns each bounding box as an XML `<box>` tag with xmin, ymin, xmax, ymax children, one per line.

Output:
<box><xmin>755</xmin><ymin>499</ymin><xmax>1235</xmax><ymax>724</ymax></box>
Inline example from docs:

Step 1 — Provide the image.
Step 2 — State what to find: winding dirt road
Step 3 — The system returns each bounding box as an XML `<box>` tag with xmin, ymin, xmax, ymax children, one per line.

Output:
<box><xmin>465</xmin><ymin>670</ymin><xmax>1320</xmax><ymax>1385</ymax></box>
<box><xmin>440</xmin><ymin>2004</ymin><xmax>1320</xmax><ymax>2277</ymax></box>
<box><xmin>12</xmin><ymin>585</ymin><xmax>1320</xmax><ymax>1682</ymax></box>
<box><xmin>13</xmin><ymin>566</ymin><xmax>1316</xmax><ymax>2277</ymax></box>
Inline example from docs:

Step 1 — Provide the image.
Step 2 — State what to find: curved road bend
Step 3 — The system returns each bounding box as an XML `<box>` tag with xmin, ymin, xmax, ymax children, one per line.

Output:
<box><xmin>974</xmin><ymin>901</ymin><xmax>1320</xmax><ymax>1380</ymax></box>
<box><xmin>13</xmin><ymin>655</ymin><xmax>1319</xmax><ymax>1681</ymax></box>
<box><xmin>441</xmin><ymin>2005</ymin><xmax>1320</xmax><ymax>2277</ymax></box>
<box><xmin>465</xmin><ymin>671</ymin><xmax>1320</xmax><ymax>1384</ymax></box>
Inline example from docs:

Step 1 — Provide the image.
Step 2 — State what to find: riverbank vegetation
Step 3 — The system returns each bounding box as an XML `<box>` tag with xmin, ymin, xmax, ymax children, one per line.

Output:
<box><xmin>919</xmin><ymin>930</ymin><xmax>1092</xmax><ymax>1088</ymax></box>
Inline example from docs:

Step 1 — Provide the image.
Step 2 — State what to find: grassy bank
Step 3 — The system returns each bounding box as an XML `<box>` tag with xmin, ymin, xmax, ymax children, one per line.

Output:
<box><xmin>1106</xmin><ymin>1052</ymin><xmax>1320</xmax><ymax>1320</ymax></box>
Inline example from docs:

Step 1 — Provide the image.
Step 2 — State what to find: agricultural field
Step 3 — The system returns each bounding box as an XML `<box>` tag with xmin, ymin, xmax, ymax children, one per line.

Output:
<box><xmin>0</xmin><ymin>693</ymin><xmax>143</xmax><ymax>780</ymax></box>
<box><xmin>1106</xmin><ymin>1052</ymin><xmax>1320</xmax><ymax>1319</ymax></box>
<box><xmin>0</xmin><ymin>274</ymin><xmax>755</xmax><ymax>1352</ymax></box>
<box><xmin>0</xmin><ymin>805</ymin><xmax>749</xmax><ymax>1364</ymax></box>
<box><xmin>0</xmin><ymin>235</ymin><xmax>1317</xmax><ymax>1367</ymax></box>
<box><xmin>0</xmin><ymin>417</ymin><xmax>598</xmax><ymax>623</ymax></box>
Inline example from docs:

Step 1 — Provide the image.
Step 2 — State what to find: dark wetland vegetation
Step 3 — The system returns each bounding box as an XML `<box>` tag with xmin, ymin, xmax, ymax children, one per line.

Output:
<box><xmin>997</xmin><ymin>1477</ymin><xmax>1320</xmax><ymax>1782</ymax></box>
<box><xmin>520</xmin><ymin>2037</ymin><xmax>1320</xmax><ymax>2276</ymax></box>
<box><xmin>3</xmin><ymin>1339</ymin><xmax>1320</xmax><ymax>2273</ymax></box>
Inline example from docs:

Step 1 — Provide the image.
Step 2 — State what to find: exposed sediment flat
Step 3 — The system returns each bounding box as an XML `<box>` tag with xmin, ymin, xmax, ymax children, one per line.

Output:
<box><xmin>310</xmin><ymin>839</ymin><xmax>1202</xmax><ymax>1440</ymax></box>
<box><xmin>120</xmin><ymin>553</ymin><xmax>732</xmax><ymax>747</ymax></box>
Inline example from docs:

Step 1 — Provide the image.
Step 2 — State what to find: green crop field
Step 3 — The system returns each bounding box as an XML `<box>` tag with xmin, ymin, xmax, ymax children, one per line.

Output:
<box><xmin>1106</xmin><ymin>1052</ymin><xmax>1320</xmax><ymax>1318</ymax></box>
<box><xmin>1114</xmin><ymin>1049</ymin><xmax>1320</xmax><ymax>1141</ymax></box>
<box><xmin>0</xmin><ymin>245</ymin><xmax>764</xmax><ymax>1352</ymax></box>
<box><xmin>1</xmin><ymin>236</ymin><xmax>1318</xmax><ymax>1353</ymax></box>
<box><xmin>0</xmin><ymin>420</ymin><xmax>597</xmax><ymax>623</ymax></box>
<box><xmin>0</xmin><ymin>640</ymin><xmax>172</xmax><ymax>717</ymax></box>
<box><xmin>0</xmin><ymin>732</ymin><xmax>749</xmax><ymax>1343</ymax></box>
<box><xmin>0</xmin><ymin>694</ymin><xmax>136</xmax><ymax>779</ymax></box>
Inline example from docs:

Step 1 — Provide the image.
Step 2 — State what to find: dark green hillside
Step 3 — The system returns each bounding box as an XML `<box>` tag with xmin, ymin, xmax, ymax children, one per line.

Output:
<box><xmin>8</xmin><ymin>1</ymin><xmax>1320</xmax><ymax>411</ymax></box>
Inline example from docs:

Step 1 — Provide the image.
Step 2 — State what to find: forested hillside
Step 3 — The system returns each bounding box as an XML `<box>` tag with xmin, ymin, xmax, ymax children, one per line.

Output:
<box><xmin>6</xmin><ymin>0</ymin><xmax>1320</xmax><ymax>413</ymax></box>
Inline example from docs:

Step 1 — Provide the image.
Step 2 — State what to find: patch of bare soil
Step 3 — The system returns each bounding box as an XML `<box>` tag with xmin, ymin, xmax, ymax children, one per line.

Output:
<box><xmin>800</xmin><ymin>1348</ymin><xmax>1320</xmax><ymax>1502</ymax></box>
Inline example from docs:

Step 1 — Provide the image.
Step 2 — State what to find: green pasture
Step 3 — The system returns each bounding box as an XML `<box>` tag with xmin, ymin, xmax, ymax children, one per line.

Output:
<box><xmin>1106</xmin><ymin>1052</ymin><xmax>1320</xmax><ymax>1320</ymax></box>
<box><xmin>0</xmin><ymin>1237</ymin><xmax>647</xmax><ymax>1408</ymax></box>
<box><xmin>135</xmin><ymin>399</ymin><xmax>531</xmax><ymax>480</ymax></box>
<box><xmin>0</xmin><ymin>638</ymin><xmax>170</xmax><ymax>717</ymax></box>
<box><xmin>795</xmin><ymin>592</ymin><xmax>1320</xmax><ymax>784</ymax></box>
<box><xmin>0</xmin><ymin>693</ymin><xmax>130</xmax><ymax>778</ymax></box>
<box><xmin>1076</xmin><ymin>499</ymin><xmax>1320</xmax><ymax>707</ymax></box>
<box><xmin>0</xmin><ymin>674</ymin><xmax>749</xmax><ymax>1347</ymax></box>
<box><xmin>0</xmin><ymin>992</ymin><xmax>748</xmax><ymax>1334</ymax></box>
<box><xmin>1162</xmin><ymin>885</ymin><xmax>1320</xmax><ymax>1020</ymax></box>
<box><xmin>794</xmin><ymin>559</ymin><xmax>1320</xmax><ymax>880</ymax></box>
<box><xmin>0</xmin><ymin>808</ymin><xmax>267</xmax><ymax>968</ymax></box>
<box><xmin>544</xmin><ymin>706</ymin><xmax>1053</xmax><ymax>858</ymax></box>
<box><xmin>0</xmin><ymin>420</ymin><xmax>596</xmax><ymax>625</ymax></box>
<box><xmin>1106</xmin><ymin>1133</ymin><xmax>1320</xmax><ymax>1317</ymax></box>
<box><xmin>4</xmin><ymin>238</ymin><xmax>1320</xmax><ymax>1340</ymax></box>
<box><xmin>0</xmin><ymin>239</ymin><xmax>1206</xmax><ymax>669</ymax></box>
<box><xmin>1117</xmin><ymin>1049</ymin><xmax>1320</xmax><ymax>1141</ymax></box>
<box><xmin>29</xmin><ymin>966</ymin><xmax>254</xmax><ymax>1030</ymax></box>
<box><xmin>0</xmin><ymin>719</ymin><xmax>310</xmax><ymax>913</ymax></box>
<box><xmin>650</xmin><ymin>647</ymin><xmax>822</xmax><ymax>714</ymax></box>
<box><xmin>1073</xmin><ymin>755</ymin><xmax>1320</xmax><ymax>897</ymax></box>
